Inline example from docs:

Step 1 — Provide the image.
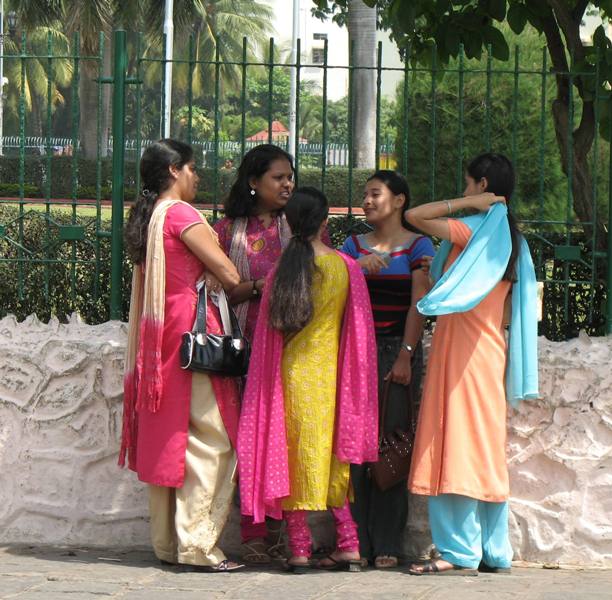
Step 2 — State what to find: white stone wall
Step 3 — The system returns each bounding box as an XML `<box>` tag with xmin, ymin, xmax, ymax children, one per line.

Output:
<box><xmin>0</xmin><ymin>315</ymin><xmax>610</xmax><ymax>567</ymax></box>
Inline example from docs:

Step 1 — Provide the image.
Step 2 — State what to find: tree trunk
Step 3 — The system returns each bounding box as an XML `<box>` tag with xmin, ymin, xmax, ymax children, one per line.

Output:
<box><xmin>550</xmin><ymin>98</ymin><xmax>607</xmax><ymax>250</ymax></box>
<box><xmin>79</xmin><ymin>37</ymin><xmax>111</xmax><ymax>160</ymax></box>
<box><xmin>347</xmin><ymin>0</ymin><xmax>376</xmax><ymax>169</ymax></box>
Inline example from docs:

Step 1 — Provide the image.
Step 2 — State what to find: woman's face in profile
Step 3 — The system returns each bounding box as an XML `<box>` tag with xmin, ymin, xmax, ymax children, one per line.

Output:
<box><xmin>362</xmin><ymin>179</ymin><xmax>403</xmax><ymax>225</ymax></box>
<box><xmin>463</xmin><ymin>174</ymin><xmax>485</xmax><ymax>197</ymax></box>
<box><xmin>174</xmin><ymin>160</ymin><xmax>199</xmax><ymax>203</ymax></box>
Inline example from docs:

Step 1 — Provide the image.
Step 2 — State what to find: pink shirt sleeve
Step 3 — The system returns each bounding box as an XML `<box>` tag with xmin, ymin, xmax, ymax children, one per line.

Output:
<box><xmin>448</xmin><ymin>219</ymin><xmax>472</xmax><ymax>248</ymax></box>
<box><xmin>165</xmin><ymin>203</ymin><xmax>203</xmax><ymax>238</ymax></box>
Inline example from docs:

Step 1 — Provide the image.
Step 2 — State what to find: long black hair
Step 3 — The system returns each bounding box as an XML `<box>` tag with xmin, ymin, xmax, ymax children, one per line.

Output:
<box><xmin>269</xmin><ymin>187</ymin><xmax>329</xmax><ymax>335</ymax></box>
<box><xmin>366</xmin><ymin>169</ymin><xmax>412</xmax><ymax>229</ymax></box>
<box><xmin>124</xmin><ymin>139</ymin><xmax>194</xmax><ymax>264</ymax></box>
<box><xmin>466</xmin><ymin>152</ymin><xmax>519</xmax><ymax>281</ymax></box>
<box><xmin>224</xmin><ymin>144</ymin><xmax>294</xmax><ymax>218</ymax></box>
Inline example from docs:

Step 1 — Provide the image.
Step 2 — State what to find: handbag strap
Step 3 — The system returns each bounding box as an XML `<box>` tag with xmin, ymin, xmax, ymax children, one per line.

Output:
<box><xmin>193</xmin><ymin>281</ymin><xmax>245</xmax><ymax>340</ymax></box>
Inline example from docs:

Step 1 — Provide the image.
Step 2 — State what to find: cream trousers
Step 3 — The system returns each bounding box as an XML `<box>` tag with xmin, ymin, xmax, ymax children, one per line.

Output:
<box><xmin>148</xmin><ymin>372</ymin><xmax>236</xmax><ymax>566</ymax></box>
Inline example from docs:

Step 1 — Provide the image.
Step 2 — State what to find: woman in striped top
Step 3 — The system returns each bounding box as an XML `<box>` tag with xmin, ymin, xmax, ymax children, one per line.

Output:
<box><xmin>341</xmin><ymin>170</ymin><xmax>434</xmax><ymax>569</ymax></box>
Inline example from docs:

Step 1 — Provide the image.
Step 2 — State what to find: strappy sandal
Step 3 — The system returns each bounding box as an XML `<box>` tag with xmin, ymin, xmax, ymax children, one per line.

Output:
<box><xmin>181</xmin><ymin>560</ymin><xmax>244</xmax><ymax>573</ymax></box>
<box><xmin>408</xmin><ymin>559</ymin><xmax>478</xmax><ymax>576</ymax></box>
<box><xmin>316</xmin><ymin>554</ymin><xmax>362</xmax><ymax>572</ymax></box>
<box><xmin>265</xmin><ymin>524</ymin><xmax>288</xmax><ymax>561</ymax></box>
<box><xmin>374</xmin><ymin>555</ymin><xmax>398</xmax><ymax>569</ymax></box>
<box><xmin>242</xmin><ymin>539</ymin><xmax>272</xmax><ymax>564</ymax></box>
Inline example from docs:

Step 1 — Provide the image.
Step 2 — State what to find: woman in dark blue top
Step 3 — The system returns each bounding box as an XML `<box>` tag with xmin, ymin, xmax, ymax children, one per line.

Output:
<box><xmin>341</xmin><ymin>170</ymin><xmax>434</xmax><ymax>569</ymax></box>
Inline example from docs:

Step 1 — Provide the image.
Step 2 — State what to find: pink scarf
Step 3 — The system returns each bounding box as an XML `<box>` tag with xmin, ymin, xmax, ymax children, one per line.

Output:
<box><xmin>237</xmin><ymin>251</ymin><xmax>378</xmax><ymax>522</ymax></box>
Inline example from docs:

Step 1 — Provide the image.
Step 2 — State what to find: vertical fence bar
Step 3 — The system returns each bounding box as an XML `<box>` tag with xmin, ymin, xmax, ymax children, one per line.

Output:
<box><xmin>538</xmin><ymin>48</ymin><xmax>547</xmax><ymax>220</ymax></box>
<box><xmin>375</xmin><ymin>41</ymin><xmax>382</xmax><ymax>169</ymax></box>
<box><xmin>18</xmin><ymin>32</ymin><xmax>26</xmax><ymax>300</ymax></box>
<box><xmin>512</xmin><ymin>45</ymin><xmax>519</xmax><ymax>198</ymax></box>
<box><xmin>607</xmin><ymin>98</ymin><xmax>612</xmax><ymax>334</ymax></box>
<box><xmin>429</xmin><ymin>44</ymin><xmax>437</xmax><ymax>201</ymax></box>
<box><xmin>564</xmin><ymin>55</ymin><xmax>575</xmax><ymax>324</ymax></box>
<box><xmin>94</xmin><ymin>31</ymin><xmax>104</xmax><ymax>302</ymax></box>
<box><xmin>589</xmin><ymin>49</ymin><xmax>600</xmax><ymax>324</ymax></box>
<box><xmin>186</xmin><ymin>34</ymin><xmax>195</xmax><ymax>144</ymax></box>
<box><xmin>456</xmin><ymin>43</ymin><xmax>464</xmax><ymax>196</ymax></box>
<box><xmin>110</xmin><ymin>30</ymin><xmax>127</xmax><ymax>320</ymax></box>
<box><xmin>160</xmin><ymin>32</ymin><xmax>167</xmax><ymax>138</ymax></box>
<box><xmin>70</xmin><ymin>32</ymin><xmax>81</xmax><ymax>304</ymax></box>
<box><xmin>135</xmin><ymin>33</ymin><xmax>143</xmax><ymax>196</ymax></box>
<box><xmin>347</xmin><ymin>39</ymin><xmax>354</xmax><ymax>214</ymax></box>
<box><xmin>485</xmin><ymin>44</ymin><xmax>492</xmax><ymax>152</ymax></box>
<box><xmin>294</xmin><ymin>38</ymin><xmax>301</xmax><ymax>184</ymax></box>
<box><xmin>44</xmin><ymin>31</ymin><xmax>54</xmax><ymax>299</ymax></box>
<box><xmin>321</xmin><ymin>38</ymin><xmax>329</xmax><ymax>191</ymax></box>
<box><xmin>213</xmin><ymin>42</ymin><xmax>220</xmax><ymax>219</ymax></box>
<box><xmin>240</xmin><ymin>37</ymin><xmax>247</xmax><ymax>161</ymax></box>
<box><xmin>401</xmin><ymin>54</ymin><xmax>409</xmax><ymax>175</ymax></box>
<box><xmin>267</xmin><ymin>38</ymin><xmax>274</xmax><ymax>143</ymax></box>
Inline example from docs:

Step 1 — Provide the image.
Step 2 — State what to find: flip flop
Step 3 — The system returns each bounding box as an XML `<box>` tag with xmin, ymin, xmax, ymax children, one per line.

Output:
<box><xmin>284</xmin><ymin>560</ymin><xmax>312</xmax><ymax>574</ymax></box>
<box><xmin>478</xmin><ymin>561</ymin><xmax>511</xmax><ymax>574</ymax></box>
<box><xmin>316</xmin><ymin>555</ymin><xmax>362</xmax><ymax>572</ymax></box>
<box><xmin>408</xmin><ymin>559</ymin><xmax>478</xmax><ymax>576</ymax></box>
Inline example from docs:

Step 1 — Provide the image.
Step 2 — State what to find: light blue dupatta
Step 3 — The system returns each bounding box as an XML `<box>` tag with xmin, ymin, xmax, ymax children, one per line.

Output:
<box><xmin>417</xmin><ymin>203</ymin><xmax>539</xmax><ymax>406</ymax></box>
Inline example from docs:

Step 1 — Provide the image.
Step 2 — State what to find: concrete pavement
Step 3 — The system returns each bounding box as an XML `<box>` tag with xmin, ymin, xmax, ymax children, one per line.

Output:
<box><xmin>1</xmin><ymin>546</ymin><xmax>611</xmax><ymax>600</ymax></box>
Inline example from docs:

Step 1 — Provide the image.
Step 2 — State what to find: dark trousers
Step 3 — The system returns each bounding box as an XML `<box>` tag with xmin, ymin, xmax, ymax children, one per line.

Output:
<box><xmin>350</xmin><ymin>336</ymin><xmax>423</xmax><ymax>560</ymax></box>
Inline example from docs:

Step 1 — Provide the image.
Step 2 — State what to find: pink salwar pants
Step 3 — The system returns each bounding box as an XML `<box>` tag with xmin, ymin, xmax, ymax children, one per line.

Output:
<box><xmin>284</xmin><ymin>500</ymin><xmax>359</xmax><ymax>558</ymax></box>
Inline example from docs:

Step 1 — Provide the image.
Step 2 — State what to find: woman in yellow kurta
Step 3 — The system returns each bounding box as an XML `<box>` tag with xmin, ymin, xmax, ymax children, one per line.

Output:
<box><xmin>237</xmin><ymin>186</ymin><xmax>379</xmax><ymax>574</ymax></box>
<box><xmin>281</xmin><ymin>252</ymin><xmax>350</xmax><ymax>511</ymax></box>
<box><xmin>406</xmin><ymin>153</ymin><xmax>521</xmax><ymax>576</ymax></box>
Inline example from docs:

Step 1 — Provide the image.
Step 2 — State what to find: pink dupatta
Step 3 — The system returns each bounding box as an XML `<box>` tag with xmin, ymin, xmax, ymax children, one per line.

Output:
<box><xmin>237</xmin><ymin>251</ymin><xmax>378</xmax><ymax>522</ymax></box>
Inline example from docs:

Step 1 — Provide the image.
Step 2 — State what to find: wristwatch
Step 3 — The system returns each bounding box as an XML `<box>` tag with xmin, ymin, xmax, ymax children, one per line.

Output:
<box><xmin>251</xmin><ymin>280</ymin><xmax>260</xmax><ymax>297</ymax></box>
<box><xmin>400</xmin><ymin>342</ymin><xmax>414</xmax><ymax>354</ymax></box>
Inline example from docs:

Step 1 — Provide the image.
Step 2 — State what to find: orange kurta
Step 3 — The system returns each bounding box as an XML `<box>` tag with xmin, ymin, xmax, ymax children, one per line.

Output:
<box><xmin>409</xmin><ymin>219</ymin><xmax>511</xmax><ymax>502</ymax></box>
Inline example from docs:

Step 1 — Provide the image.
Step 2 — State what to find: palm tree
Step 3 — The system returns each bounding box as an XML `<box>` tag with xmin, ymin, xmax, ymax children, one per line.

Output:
<box><xmin>347</xmin><ymin>0</ymin><xmax>376</xmax><ymax>168</ymax></box>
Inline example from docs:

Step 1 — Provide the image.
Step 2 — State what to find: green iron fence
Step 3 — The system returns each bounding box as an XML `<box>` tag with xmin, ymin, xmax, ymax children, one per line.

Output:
<box><xmin>0</xmin><ymin>29</ymin><xmax>610</xmax><ymax>339</ymax></box>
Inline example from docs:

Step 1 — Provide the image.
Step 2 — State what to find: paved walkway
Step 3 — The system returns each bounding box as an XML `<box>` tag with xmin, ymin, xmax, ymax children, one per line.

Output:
<box><xmin>1</xmin><ymin>546</ymin><xmax>611</xmax><ymax>600</ymax></box>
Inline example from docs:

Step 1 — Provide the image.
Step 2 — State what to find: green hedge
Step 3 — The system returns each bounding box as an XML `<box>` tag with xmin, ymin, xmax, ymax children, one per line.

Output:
<box><xmin>0</xmin><ymin>203</ymin><xmax>606</xmax><ymax>339</ymax></box>
<box><xmin>0</xmin><ymin>157</ymin><xmax>372</xmax><ymax>207</ymax></box>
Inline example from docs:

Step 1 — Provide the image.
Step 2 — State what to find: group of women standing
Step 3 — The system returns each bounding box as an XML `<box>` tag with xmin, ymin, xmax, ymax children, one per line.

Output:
<box><xmin>120</xmin><ymin>140</ymin><xmax>538</xmax><ymax>575</ymax></box>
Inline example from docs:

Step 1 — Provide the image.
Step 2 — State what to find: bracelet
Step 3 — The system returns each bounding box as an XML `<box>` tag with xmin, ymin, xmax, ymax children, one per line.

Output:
<box><xmin>251</xmin><ymin>280</ymin><xmax>259</xmax><ymax>297</ymax></box>
<box><xmin>446</xmin><ymin>200</ymin><xmax>452</xmax><ymax>215</ymax></box>
<box><xmin>400</xmin><ymin>342</ymin><xmax>414</xmax><ymax>354</ymax></box>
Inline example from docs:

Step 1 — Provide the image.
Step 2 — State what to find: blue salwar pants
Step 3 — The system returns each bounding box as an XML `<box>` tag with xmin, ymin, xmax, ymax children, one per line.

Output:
<box><xmin>428</xmin><ymin>494</ymin><xmax>513</xmax><ymax>569</ymax></box>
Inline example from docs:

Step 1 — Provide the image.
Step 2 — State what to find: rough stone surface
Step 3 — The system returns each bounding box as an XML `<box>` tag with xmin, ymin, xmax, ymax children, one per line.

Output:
<box><xmin>0</xmin><ymin>315</ymin><xmax>610</xmax><ymax>567</ymax></box>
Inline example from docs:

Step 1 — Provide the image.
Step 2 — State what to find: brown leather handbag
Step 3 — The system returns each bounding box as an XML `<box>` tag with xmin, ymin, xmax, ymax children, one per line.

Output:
<box><xmin>369</xmin><ymin>379</ymin><xmax>416</xmax><ymax>492</ymax></box>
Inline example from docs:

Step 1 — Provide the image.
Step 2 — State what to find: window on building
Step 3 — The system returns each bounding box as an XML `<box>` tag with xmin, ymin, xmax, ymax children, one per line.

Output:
<box><xmin>313</xmin><ymin>33</ymin><xmax>328</xmax><ymax>41</ymax></box>
<box><xmin>312</xmin><ymin>47</ymin><xmax>325</xmax><ymax>64</ymax></box>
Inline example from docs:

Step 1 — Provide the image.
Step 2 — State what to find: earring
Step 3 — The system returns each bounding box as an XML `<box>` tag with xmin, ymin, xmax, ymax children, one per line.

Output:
<box><xmin>250</xmin><ymin>189</ymin><xmax>256</xmax><ymax>196</ymax></box>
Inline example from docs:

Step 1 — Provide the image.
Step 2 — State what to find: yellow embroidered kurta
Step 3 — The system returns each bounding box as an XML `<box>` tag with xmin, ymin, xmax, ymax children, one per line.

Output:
<box><xmin>281</xmin><ymin>253</ymin><xmax>350</xmax><ymax>511</ymax></box>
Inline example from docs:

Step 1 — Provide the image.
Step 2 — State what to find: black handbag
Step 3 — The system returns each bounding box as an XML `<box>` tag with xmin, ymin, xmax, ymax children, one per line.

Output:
<box><xmin>179</xmin><ymin>283</ymin><xmax>250</xmax><ymax>377</ymax></box>
<box><xmin>369</xmin><ymin>379</ymin><xmax>416</xmax><ymax>492</ymax></box>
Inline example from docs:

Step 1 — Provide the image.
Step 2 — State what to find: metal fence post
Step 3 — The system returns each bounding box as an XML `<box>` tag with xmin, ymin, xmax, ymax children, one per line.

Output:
<box><xmin>110</xmin><ymin>29</ymin><xmax>127</xmax><ymax>320</ymax></box>
<box><xmin>608</xmin><ymin>100</ymin><xmax>612</xmax><ymax>334</ymax></box>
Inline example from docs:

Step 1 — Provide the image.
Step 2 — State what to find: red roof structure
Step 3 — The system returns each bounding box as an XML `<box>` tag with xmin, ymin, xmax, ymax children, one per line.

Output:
<box><xmin>246</xmin><ymin>120</ymin><xmax>307</xmax><ymax>143</ymax></box>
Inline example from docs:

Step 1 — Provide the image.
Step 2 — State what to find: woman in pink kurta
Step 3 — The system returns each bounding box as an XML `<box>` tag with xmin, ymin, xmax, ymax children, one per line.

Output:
<box><xmin>120</xmin><ymin>139</ymin><xmax>243</xmax><ymax>572</ymax></box>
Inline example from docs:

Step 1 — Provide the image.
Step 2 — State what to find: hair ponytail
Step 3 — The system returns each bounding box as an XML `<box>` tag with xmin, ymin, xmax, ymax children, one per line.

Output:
<box><xmin>124</xmin><ymin>139</ymin><xmax>193</xmax><ymax>264</ymax></box>
<box><xmin>466</xmin><ymin>152</ymin><xmax>519</xmax><ymax>281</ymax></box>
<box><xmin>269</xmin><ymin>187</ymin><xmax>329</xmax><ymax>335</ymax></box>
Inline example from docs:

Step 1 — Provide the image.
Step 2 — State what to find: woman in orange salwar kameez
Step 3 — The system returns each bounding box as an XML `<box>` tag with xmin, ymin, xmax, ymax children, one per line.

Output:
<box><xmin>405</xmin><ymin>153</ymin><xmax>537</xmax><ymax>576</ymax></box>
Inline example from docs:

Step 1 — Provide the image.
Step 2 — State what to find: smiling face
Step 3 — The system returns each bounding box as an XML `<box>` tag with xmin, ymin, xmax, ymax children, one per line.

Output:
<box><xmin>171</xmin><ymin>160</ymin><xmax>199</xmax><ymax>203</ymax></box>
<box><xmin>249</xmin><ymin>158</ymin><xmax>295</xmax><ymax>213</ymax></box>
<box><xmin>362</xmin><ymin>178</ymin><xmax>405</xmax><ymax>226</ymax></box>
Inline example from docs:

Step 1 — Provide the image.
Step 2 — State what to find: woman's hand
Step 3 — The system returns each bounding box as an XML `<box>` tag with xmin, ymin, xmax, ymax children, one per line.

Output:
<box><xmin>466</xmin><ymin>192</ymin><xmax>505</xmax><ymax>212</ymax></box>
<box><xmin>204</xmin><ymin>272</ymin><xmax>223</xmax><ymax>294</ymax></box>
<box><xmin>385</xmin><ymin>352</ymin><xmax>412</xmax><ymax>386</ymax></box>
<box><xmin>357</xmin><ymin>254</ymin><xmax>387</xmax><ymax>275</ymax></box>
